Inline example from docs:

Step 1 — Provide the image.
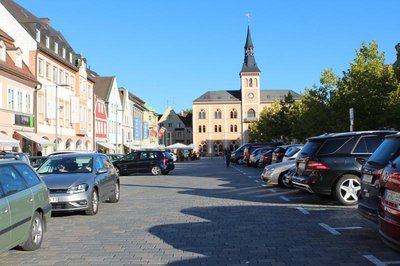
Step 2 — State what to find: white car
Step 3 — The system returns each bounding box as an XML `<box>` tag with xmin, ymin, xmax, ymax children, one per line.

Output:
<box><xmin>169</xmin><ymin>153</ymin><xmax>177</xmax><ymax>162</ymax></box>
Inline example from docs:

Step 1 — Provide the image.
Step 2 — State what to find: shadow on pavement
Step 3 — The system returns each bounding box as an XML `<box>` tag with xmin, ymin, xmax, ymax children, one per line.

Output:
<box><xmin>149</xmin><ymin>206</ymin><xmax>385</xmax><ymax>265</ymax></box>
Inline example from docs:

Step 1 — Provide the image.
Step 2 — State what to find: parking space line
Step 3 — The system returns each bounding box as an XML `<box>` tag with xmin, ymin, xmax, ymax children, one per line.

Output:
<box><xmin>335</xmin><ymin>226</ymin><xmax>363</xmax><ymax>230</ymax></box>
<box><xmin>254</xmin><ymin>180</ymin><xmax>260</xmax><ymax>183</ymax></box>
<box><xmin>261</xmin><ymin>184</ymin><xmax>268</xmax><ymax>187</ymax></box>
<box><xmin>319</xmin><ymin>223</ymin><xmax>340</xmax><ymax>235</ymax></box>
<box><xmin>296</xmin><ymin>207</ymin><xmax>310</xmax><ymax>215</ymax></box>
<box><xmin>280</xmin><ymin>196</ymin><xmax>290</xmax><ymax>202</ymax></box>
<box><xmin>363</xmin><ymin>255</ymin><xmax>387</xmax><ymax>266</ymax></box>
<box><xmin>269</xmin><ymin>189</ymin><xmax>277</xmax><ymax>192</ymax></box>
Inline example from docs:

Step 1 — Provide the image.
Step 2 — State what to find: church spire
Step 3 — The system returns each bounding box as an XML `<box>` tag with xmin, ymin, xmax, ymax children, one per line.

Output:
<box><xmin>241</xmin><ymin>25</ymin><xmax>260</xmax><ymax>73</ymax></box>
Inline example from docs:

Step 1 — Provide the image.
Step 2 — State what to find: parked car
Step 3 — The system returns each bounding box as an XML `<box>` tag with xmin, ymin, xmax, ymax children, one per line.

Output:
<box><xmin>292</xmin><ymin>130</ymin><xmax>396</xmax><ymax>206</ymax></box>
<box><xmin>257</xmin><ymin>149</ymin><xmax>274</xmax><ymax>168</ymax></box>
<box><xmin>359</xmin><ymin>133</ymin><xmax>400</xmax><ymax>222</ymax></box>
<box><xmin>107</xmin><ymin>154</ymin><xmax>124</xmax><ymax>162</ymax></box>
<box><xmin>271</xmin><ymin>144</ymin><xmax>303</xmax><ymax>164</ymax></box>
<box><xmin>36</xmin><ymin>153</ymin><xmax>120</xmax><ymax>215</ymax></box>
<box><xmin>29</xmin><ymin>156</ymin><xmax>48</xmax><ymax>169</ymax></box>
<box><xmin>249</xmin><ymin>147</ymin><xmax>275</xmax><ymax>167</ymax></box>
<box><xmin>0</xmin><ymin>151</ymin><xmax>30</xmax><ymax>164</ymax></box>
<box><xmin>244</xmin><ymin>143</ymin><xmax>275</xmax><ymax>166</ymax></box>
<box><xmin>169</xmin><ymin>153</ymin><xmax>177</xmax><ymax>162</ymax></box>
<box><xmin>378</xmin><ymin>154</ymin><xmax>400</xmax><ymax>251</ymax></box>
<box><xmin>282</xmin><ymin>145</ymin><xmax>303</xmax><ymax>162</ymax></box>
<box><xmin>230</xmin><ymin>144</ymin><xmax>247</xmax><ymax>164</ymax></box>
<box><xmin>0</xmin><ymin>161</ymin><xmax>51</xmax><ymax>252</ymax></box>
<box><xmin>261</xmin><ymin>160</ymin><xmax>296</xmax><ymax>188</ymax></box>
<box><xmin>113</xmin><ymin>150</ymin><xmax>175</xmax><ymax>176</ymax></box>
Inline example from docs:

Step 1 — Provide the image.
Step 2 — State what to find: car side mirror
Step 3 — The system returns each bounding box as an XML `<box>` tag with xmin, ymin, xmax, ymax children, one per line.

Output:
<box><xmin>96</xmin><ymin>168</ymin><xmax>108</xmax><ymax>175</ymax></box>
<box><xmin>389</xmin><ymin>161</ymin><xmax>397</xmax><ymax>169</ymax></box>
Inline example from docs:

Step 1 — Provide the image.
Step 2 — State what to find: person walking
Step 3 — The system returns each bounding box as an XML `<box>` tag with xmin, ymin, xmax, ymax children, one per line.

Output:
<box><xmin>225</xmin><ymin>148</ymin><xmax>231</xmax><ymax>167</ymax></box>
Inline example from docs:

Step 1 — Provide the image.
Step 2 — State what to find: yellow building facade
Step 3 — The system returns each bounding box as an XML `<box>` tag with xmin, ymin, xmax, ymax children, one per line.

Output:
<box><xmin>192</xmin><ymin>26</ymin><xmax>300</xmax><ymax>155</ymax></box>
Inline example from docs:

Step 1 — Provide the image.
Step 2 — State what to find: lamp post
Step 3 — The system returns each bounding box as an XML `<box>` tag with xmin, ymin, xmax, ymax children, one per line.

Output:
<box><xmin>116</xmin><ymin>108</ymin><xmax>124</xmax><ymax>154</ymax></box>
<box><xmin>45</xmin><ymin>84</ymin><xmax>69</xmax><ymax>151</ymax></box>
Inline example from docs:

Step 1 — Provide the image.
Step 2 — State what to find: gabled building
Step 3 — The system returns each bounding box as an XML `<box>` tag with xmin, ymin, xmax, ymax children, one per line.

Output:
<box><xmin>143</xmin><ymin>104</ymin><xmax>159</xmax><ymax>146</ymax></box>
<box><xmin>0</xmin><ymin>0</ymin><xmax>94</xmax><ymax>154</ymax></box>
<box><xmin>192</xmin><ymin>25</ymin><xmax>300</xmax><ymax>155</ymax></box>
<box><xmin>158</xmin><ymin>106</ymin><xmax>193</xmax><ymax>146</ymax></box>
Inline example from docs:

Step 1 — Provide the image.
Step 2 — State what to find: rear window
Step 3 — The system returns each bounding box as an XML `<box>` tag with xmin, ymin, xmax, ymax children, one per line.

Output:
<box><xmin>274</xmin><ymin>147</ymin><xmax>285</xmax><ymax>153</ymax></box>
<box><xmin>368</xmin><ymin>139</ymin><xmax>400</xmax><ymax>166</ymax></box>
<box><xmin>353</xmin><ymin>135</ymin><xmax>384</xmax><ymax>154</ymax></box>
<box><xmin>318</xmin><ymin>137</ymin><xmax>351</xmax><ymax>155</ymax></box>
<box><xmin>285</xmin><ymin>147</ymin><xmax>301</xmax><ymax>157</ymax></box>
<box><xmin>300</xmin><ymin>141</ymin><xmax>322</xmax><ymax>156</ymax></box>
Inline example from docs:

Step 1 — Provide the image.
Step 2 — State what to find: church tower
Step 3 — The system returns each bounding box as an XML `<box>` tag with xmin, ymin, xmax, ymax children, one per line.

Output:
<box><xmin>240</xmin><ymin>25</ymin><xmax>261</xmax><ymax>143</ymax></box>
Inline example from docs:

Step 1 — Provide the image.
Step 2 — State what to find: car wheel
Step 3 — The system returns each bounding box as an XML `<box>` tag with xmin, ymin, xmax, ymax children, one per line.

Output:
<box><xmin>334</xmin><ymin>175</ymin><xmax>361</xmax><ymax>206</ymax></box>
<box><xmin>21</xmin><ymin>211</ymin><xmax>44</xmax><ymax>251</ymax></box>
<box><xmin>85</xmin><ymin>189</ymin><xmax>99</xmax><ymax>215</ymax></box>
<box><xmin>278</xmin><ymin>171</ymin><xmax>290</xmax><ymax>188</ymax></box>
<box><xmin>151</xmin><ymin>165</ymin><xmax>161</xmax><ymax>176</ymax></box>
<box><xmin>109</xmin><ymin>181</ymin><xmax>120</xmax><ymax>203</ymax></box>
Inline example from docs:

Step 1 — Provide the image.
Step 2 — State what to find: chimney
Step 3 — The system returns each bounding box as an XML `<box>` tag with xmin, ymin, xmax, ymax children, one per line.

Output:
<box><xmin>39</xmin><ymin>18</ymin><xmax>50</xmax><ymax>26</ymax></box>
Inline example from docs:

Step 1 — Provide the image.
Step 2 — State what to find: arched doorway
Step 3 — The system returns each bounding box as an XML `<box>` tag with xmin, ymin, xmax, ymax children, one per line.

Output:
<box><xmin>65</xmin><ymin>138</ymin><xmax>73</xmax><ymax>150</ymax></box>
<box><xmin>85</xmin><ymin>140</ymin><xmax>91</xmax><ymax>151</ymax></box>
<box><xmin>76</xmin><ymin>139</ymin><xmax>82</xmax><ymax>150</ymax></box>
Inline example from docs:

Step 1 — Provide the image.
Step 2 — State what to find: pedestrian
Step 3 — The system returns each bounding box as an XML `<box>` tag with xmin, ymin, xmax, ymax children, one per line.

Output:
<box><xmin>37</xmin><ymin>144</ymin><xmax>42</xmax><ymax>156</ymax></box>
<box><xmin>225</xmin><ymin>148</ymin><xmax>231</xmax><ymax>167</ymax></box>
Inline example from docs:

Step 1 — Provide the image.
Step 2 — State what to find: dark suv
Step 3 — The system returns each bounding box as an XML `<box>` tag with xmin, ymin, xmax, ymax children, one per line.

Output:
<box><xmin>271</xmin><ymin>144</ymin><xmax>303</xmax><ymax>164</ymax></box>
<box><xmin>113</xmin><ymin>150</ymin><xmax>175</xmax><ymax>176</ymax></box>
<box><xmin>358</xmin><ymin>133</ymin><xmax>400</xmax><ymax>222</ymax></box>
<box><xmin>292</xmin><ymin>130</ymin><xmax>396</xmax><ymax>206</ymax></box>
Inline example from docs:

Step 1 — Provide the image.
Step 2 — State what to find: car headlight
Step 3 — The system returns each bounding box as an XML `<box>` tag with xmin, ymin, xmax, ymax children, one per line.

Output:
<box><xmin>67</xmin><ymin>183</ymin><xmax>89</xmax><ymax>194</ymax></box>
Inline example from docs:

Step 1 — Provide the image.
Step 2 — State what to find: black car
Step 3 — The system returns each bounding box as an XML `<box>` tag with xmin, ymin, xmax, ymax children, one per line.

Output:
<box><xmin>113</xmin><ymin>150</ymin><xmax>175</xmax><ymax>176</ymax></box>
<box><xmin>292</xmin><ymin>130</ymin><xmax>396</xmax><ymax>206</ymax></box>
<box><xmin>358</xmin><ymin>133</ymin><xmax>400</xmax><ymax>222</ymax></box>
<box><xmin>107</xmin><ymin>154</ymin><xmax>124</xmax><ymax>162</ymax></box>
<box><xmin>230</xmin><ymin>144</ymin><xmax>247</xmax><ymax>164</ymax></box>
<box><xmin>271</xmin><ymin>144</ymin><xmax>303</xmax><ymax>164</ymax></box>
<box><xmin>29</xmin><ymin>156</ymin><xmax>48</xmax><ymax>168</ymax></box>
<box><xmin>243</xmin><ymin>143</ymin><xmax>277</xmax><ymax>166</ymax></box>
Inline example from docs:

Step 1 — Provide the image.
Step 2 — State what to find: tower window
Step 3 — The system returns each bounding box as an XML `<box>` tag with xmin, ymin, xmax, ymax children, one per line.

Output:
<box><xmin>249</xmin><ymin>78</ymin><xmax>253</xmax><ymax>87</ymax></box>
<box><xmin>247</xmin><ymin>109</ymin><xmax>256</xmax><ymax>119</ymax></box>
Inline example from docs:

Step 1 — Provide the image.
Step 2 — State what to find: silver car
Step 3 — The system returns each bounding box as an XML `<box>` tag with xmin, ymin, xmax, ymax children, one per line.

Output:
<box><xmin>36</xmin><ymin>153</ymin><xmax>120</xmax><ymax>215</ymax></box>
<box><xmin>261</xmin><ymin>160</ymin><xmax>295</xmax><ymax>188</ymax></box>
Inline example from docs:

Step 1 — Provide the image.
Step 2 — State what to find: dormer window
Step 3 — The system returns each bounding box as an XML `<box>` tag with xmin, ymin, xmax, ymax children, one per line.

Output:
<box><xmin>69</xmin><ymin>52</ymin><xmax>72</xmax><ymax>63</ymax></box>
<box><xmin>16</xmin><ymin>52</ymin><xmax>22</xmax><ymax>68</ymax></box>
<box><xmin>62</xmin><ymin>48</ymin><xmax>66</xmax><ymax>58</ymax></box>
<box><xmin>35</xmin><ymin>29</ymin><xmax>41</xmax><ymax>42</ymax></box>
<box><xmin>45</xmin><ymin>36</ymin><xmax>50</xmax><ymax>48</ymax></box>
<box><xmin>54</xmin><ymin>42</ymin><xmax>58</xmax><ymax>54</ymax></box>
<box><xmin>0</xmin><ymin>42</ymin><xmax>5</xmax><ymax>61</ymax></box>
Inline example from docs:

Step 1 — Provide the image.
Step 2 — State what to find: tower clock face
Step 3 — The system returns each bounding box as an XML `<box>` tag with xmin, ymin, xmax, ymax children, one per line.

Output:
<box><xmin>247</xmin><ymin>92</ymin><xmax>254</xmax><ymax>99</ymax></box>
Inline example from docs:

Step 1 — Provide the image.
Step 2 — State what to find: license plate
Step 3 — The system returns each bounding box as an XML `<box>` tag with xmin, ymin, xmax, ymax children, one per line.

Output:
<box><xmin>49</xmin><ymin>197</ymin><xmax>58</xmax><ymax>203</ymax></box>
<box><xmin>384</xmin><ymin>189</ymin><xmax>400</xmax><ymax>205</ymax></box>
<box><xmin>362</xmin><ymin>174</ymin><xmax>373</xmax><ymax>183</ymax></box>
<box><xmin>298</xmin><ymin>162</ymin><xmax>305</xmax><ymax>171</ymax></box>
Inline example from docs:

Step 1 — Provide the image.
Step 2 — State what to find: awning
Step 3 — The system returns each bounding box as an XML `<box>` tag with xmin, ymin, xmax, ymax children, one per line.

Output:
<box><xmin>97</xmin><ymin>142</ymin><xmax>116</xmax><ymax>150</ymax></box>
<box><xmin>0</xmin><ymin>133</ymin><xmax>20</xmax><ymax>147</ymax></box>
<box><xmin>15</xmin><ymin>131</ymin><xmax>54</xmax><ymax>146</ymax></box>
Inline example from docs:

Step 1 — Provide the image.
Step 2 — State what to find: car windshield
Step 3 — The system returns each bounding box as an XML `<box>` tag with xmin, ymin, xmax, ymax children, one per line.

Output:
<box><xmin>37</xmin><ymin>156</ymin><xmax>93</xmax><ymax>174</ymax></box>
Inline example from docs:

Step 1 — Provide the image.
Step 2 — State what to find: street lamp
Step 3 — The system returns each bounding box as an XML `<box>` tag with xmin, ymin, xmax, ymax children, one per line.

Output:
<box><xmin>45</xmin><ymin>84</ymin><xmax>69</xmax><ymax>151</ymax></box>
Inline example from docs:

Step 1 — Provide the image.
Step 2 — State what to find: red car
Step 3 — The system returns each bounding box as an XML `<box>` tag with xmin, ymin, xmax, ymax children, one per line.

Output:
<box><xmin>378</xmin><ymin>155</ymin><xmax>400</xmax><ymax>250</ymax></box>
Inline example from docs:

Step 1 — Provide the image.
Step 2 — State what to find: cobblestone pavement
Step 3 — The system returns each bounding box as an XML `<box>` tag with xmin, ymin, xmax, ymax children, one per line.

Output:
<box><xmin>1</xmin><ymin>157</ymin><xmax>400</xmax><ymax>265</ymax></box>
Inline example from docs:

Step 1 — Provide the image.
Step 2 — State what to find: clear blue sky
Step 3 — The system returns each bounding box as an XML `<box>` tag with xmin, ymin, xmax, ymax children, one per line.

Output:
<box><xmin>16</xmin><ymin>0</ymin><xmax>399</xmax><ymax>114</ymax></box>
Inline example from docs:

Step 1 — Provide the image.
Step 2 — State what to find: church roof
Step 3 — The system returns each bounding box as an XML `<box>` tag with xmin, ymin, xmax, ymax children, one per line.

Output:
<box><xmin>193</xmin><ymin>89</ymin><xmax>301</xmax><ymax>103</ymax></box>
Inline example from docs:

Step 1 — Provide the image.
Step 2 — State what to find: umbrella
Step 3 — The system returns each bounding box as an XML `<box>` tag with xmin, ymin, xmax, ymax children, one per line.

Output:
<box><xmin>165</xmin><ymin>143</ymin><xmax>190</xmax><ymax>150</ymax></box>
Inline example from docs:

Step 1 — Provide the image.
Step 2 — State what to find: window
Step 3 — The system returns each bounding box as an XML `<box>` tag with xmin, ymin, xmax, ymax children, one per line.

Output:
<box><xmin>46</xmin><ymin>63</ymin><xmax>51</xmax><ymax>80</ymax></box>
<box><xmin>38</xmin><ymin>59</ymin><xmax>44</xmax><ymax>76</ymax></box>
<box><xmin>7</xmin><ymin>88</ymin><xmax>14</xmax><ymax>110</ymax></box>
<box><xmin>65</xmin><ymin>73</ymin><xmax>69</xmax><ymax>86</ymax></box>
<box><xmin>218</xmin><ymin>125</ymin><xmax>222</xmax><ymax>132</ymax></box>
<box><xmin>69</xmin><ymin>52</ymin><xmax>73</xmax><ymax>63</ymax></box>
<box><xmin>214</xmin><ymin>125</ymin><xmax>217</xmax><ymax>132</ymax></box>
<box><xmin>15</xmin><ymin>164</ymin><xmax>41</xmax><ymax>187</ymax></box>
<box><xmin>62</xmin><ymin>48</ymin><xmax>66</xmax><ymax>58</ymax></box>
<box><xmin>45</xmin><ymin>36</ymin><xmax>50</xmax><ymax>48</ymax></box>
<box><xmin>70</xmin><ymin>76</ymin><xmax>75</xmax><ymax>91</ymax></box>
<box><xmin>95</xmin><ymin>156</ymin><xmax>105</xmax><ymax>172</ymax></box>
<box><xmin>16</xmin><ymin>52</ymin><xmax>22</xmax><ymax>68</ymax></box>
<box><xmin>198</xmin><ymin>125</ymin><xmax>202</xmax><ymax>133</ymax></box>
<box><xmin>0</xmin><ymin>166</ymin><xmax>27</xmax><ymax>196</ymax></box>
<box><xmin>38</xmin><ymin>94</ymin><xmax>44</xmax><ymax>113</ymax></box>
<box><xmin>17</xmin><ymin>91</ymin><xmax>23</xmax><ymax>112</ymax></box>
<box><xmin>177</xmin><ymin>122</ymin><xmax>182</xmax><ymax>128</ymax></box>
<box><xmin>168</xmin><ymin>123</ymin><xmax>172</xmax><ymax>128</ymax></box>
<box><xmin>203</xmin><ymin>125</ymin><xmax>205</xmax><ymax>132</ymax></box>
<box><xmin>54</xmin><ymin>42</ymin><xmax>58</xmax><ymax>54</ymax></box>
<box><xmin>318</xmin><ymin>138</ymin><xmax>351</xmax><ymax>155</ymax></box>
<box><xmin>247</xmin><ymin>109</ymin><xmax>256</xmax><ymax>119</ymax></box>
<box><xmin>234</xmin><ymin>125</ymin><xmax>238</xmax><ymax>132</ymax></box>
<box><xmin>230</xmin><ymin>109</ymin><xmax>237</xmax><ymax>119</ymax></box>
<box><xmin>35</xmin><ymin>29</ymin><xmax>41</xmax><ymax>42</ymax></box>
<box><xmin>214</xmin><ymin>109</ymin><xmax>222</xmax><ymax>119</ymax></box>
<box><xmin>353</xmin><ymin>136</ymin><xmax>384</xmax><ymax>154</ymax></box>
<box><xmin>198</xmin><ymin>109</ymin><xmax>206</xmax><ymax>119</ymax></box>
<box><xmin>26</xmin><ymin>94</ymin><xmax>31</xmax><ymax>114</ymax></box>
<box><xmin>249</xmin><ymin>78</ymin><xmax>253</xmax><ymax>87</ymax></box>
<box><xmin>0</xmin><ymin>42</ymin><xmax>5</xmax><ymax>61</ymax></box>
<box><xmin>59</xmin><ymin>70</ymin><xmax>64</xmax><ymax>84</ymax></box>
<box><xmin>230</xmin><ymin>125</ymin><xmax>233</xmax><ymax>132</ymax></box>
<box><xmin>53</xmin><ymin>66</ymin><xmax>58</xmax><ymax>82</ymax></box>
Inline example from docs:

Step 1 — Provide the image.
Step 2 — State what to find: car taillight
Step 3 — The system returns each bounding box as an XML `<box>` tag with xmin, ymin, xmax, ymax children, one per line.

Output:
<box><xmin>161</xmin><ymin>158</ymin><xmax>168</xmax><ymax>163</ymax></box>
<box><xmin>262</xmin><ymin>155</ymin><xmax>269</xmax><ymax>159</ymax></box>
<box><xmin>307</xmin><ymin>160</ymin><xmax>330</xmax><ymax>170</ymax></box>
<box><xmin>276</xmin><ymin>152</ymin><xmax>284</xmax><ymax>156</ymax></box>
<box><xmin>287</xmin><ymin>157</ymin><xmax>295</xmax><ymax>161</ymax></box>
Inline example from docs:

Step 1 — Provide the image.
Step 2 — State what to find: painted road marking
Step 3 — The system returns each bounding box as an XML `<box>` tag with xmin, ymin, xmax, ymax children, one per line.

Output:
<box><xmin>269</xmin><ymin>189</ymin><xmax>277</xmax><ymax>192</ymax></box>
<box><xmin>254</xmin><ymin>180</ymin><xmax>260</xmax><ymax>183</ymax></box>
<box><xmin>319</xmin><ymin>223</ymin><xmax>363</xmax><ymax>235</ymax></box>
<box><xmin>363</xmin><ymin>255</ymin><xmax>387</xmax><ymax>266</ymax></box>
<box><xmin>296</xmin><ymin>207</ymin><xmax>310</xmax><ymax>215</ymax></box>
<box><xmin>280</xmin><ymin>196</ymin><xmax>290</xmax><ymax>202</ymax></box>
<box><xmin>261</xmin><ymin>184</ymin><xmax>268</xmax><ymax>187</ymax></box>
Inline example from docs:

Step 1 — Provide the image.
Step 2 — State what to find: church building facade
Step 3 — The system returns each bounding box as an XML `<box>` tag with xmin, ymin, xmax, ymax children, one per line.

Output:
<box><xmin>192</xmin><ymin>25</ymin><xmax>300</xmax><ymax>155</ymax></box>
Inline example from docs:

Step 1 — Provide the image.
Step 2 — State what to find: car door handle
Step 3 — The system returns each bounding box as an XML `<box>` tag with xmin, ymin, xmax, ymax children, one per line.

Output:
<box><xmin>0</xmin><ymin>208</ymin><xmax>8</xmax><ymax>214</ymax></box>
<box><xmin>356</xmin><ymin>158</ymin><xmax>366</xmax><ymax>164</ymax></box>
